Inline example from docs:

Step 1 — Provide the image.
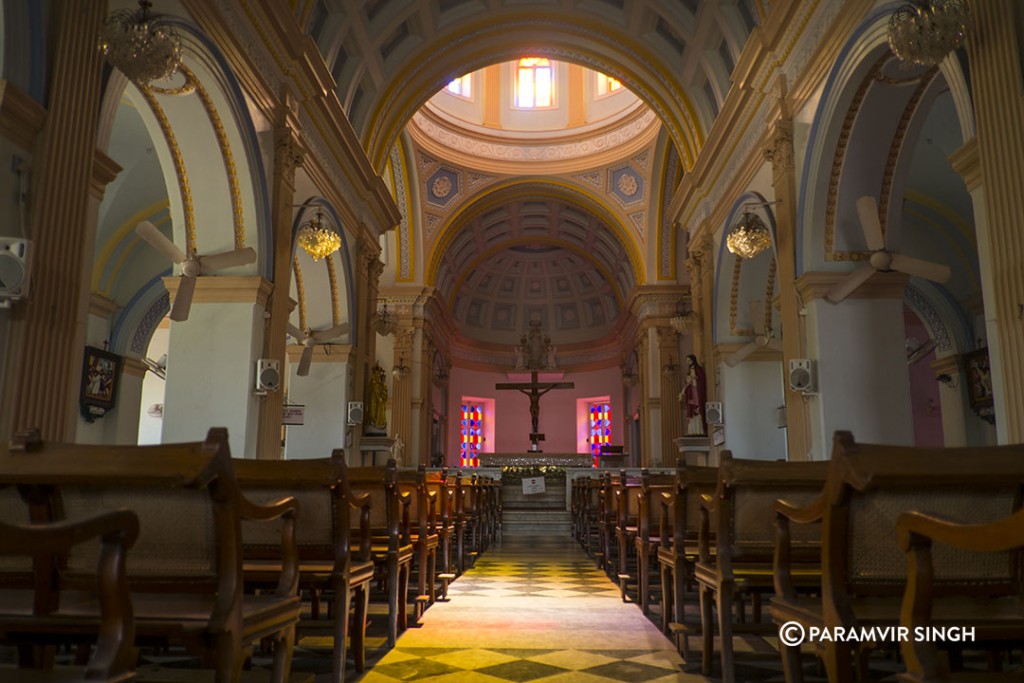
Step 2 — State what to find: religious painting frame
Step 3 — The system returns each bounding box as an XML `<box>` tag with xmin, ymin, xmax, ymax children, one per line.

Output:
<box><xmin>963</xmin><ymin>347</ymin><xmax>994</xmax><ymax>420</ymax></box>
<box><xmin>80</xmin><ymin>346</ymin><xmax>121</xmax><ymax>422</ymax></box>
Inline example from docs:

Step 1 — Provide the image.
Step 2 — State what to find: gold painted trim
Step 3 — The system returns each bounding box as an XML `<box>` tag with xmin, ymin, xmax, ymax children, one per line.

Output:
<box><xmin>89</xmin><ymin>293</ymin><xmax>118</xmax><ymax>319</ymax></box>
<box><xmin>795</xmin><ymin>270</ymin><xmax>908</xmax><ymax>301</ymax></box>
<box><xmin>293</xmin><ymin>257</ymin><xmax>307</xmax><ymax>330</ymax></box>
<box><xmin>326</xmin><ymin>256</ymin><xmax>341</xmax><ymax>326</ymax></box>
<box><xmin>286</xmin><ymin>343</ymin><xmax>351</xmax><ymax>363</ymax></box>
<box><xmin>93</xmin><ymin>202</ymin><xmax>171</xmax><ymax>292</ymax></box>
<box><xmin>161</xmin><ymin>275</ymin><xmax>272</xmax><ymax>307</ymax></box>
<box><xmin>425</xmin><ymin>178</ymin><xmax>644</xmax><ymax>287</ymax></box>
<box><xmin>179</xmin><ymin>65</ymin><xmax>246</xmax><ymax>249</ymax></box>
<box><xmin>139</xmin><ymin>84</ymin><xmax>196</xmax><ymax>253</ymax></box>
<box><xmin>0</xmin><ymin>80</ymin><xmax>46</xmax><ymax>149</ymax></box>
<box><xmin>395</xmin><ymin>145</ymin><xmax>416</xmax><ymax>282</ymax></box>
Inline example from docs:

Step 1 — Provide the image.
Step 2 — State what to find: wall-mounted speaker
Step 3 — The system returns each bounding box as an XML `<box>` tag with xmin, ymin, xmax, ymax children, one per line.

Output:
<box><xmin>255</xmin><ymin>359</ymin><xmax>281</xmax><ymax>392</ymax></box>
<box><xmin>789</xmin><ymin>358</ymin><xmax>815</xmax><ymax>392</ymax></box>
<box><xmin>705</xmin><ymin>401</ymin><xmax>724</xmax><ymax>426</ymax></box>
<box><xmin>0</xmin><ymin>238</ymin><xmax>31</xmax><ymax>305</ymax></box>
<box><xmin>347</xmin><ymin>401</ymin><xmax>364</xmax><ymax>425</ymax></box>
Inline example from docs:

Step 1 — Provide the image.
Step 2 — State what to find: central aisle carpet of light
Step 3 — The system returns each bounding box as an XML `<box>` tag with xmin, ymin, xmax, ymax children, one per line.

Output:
<box><xmin>360</xmin><ymin>534</ymin><xmax>701</xmax><ymax>682</ymax></box>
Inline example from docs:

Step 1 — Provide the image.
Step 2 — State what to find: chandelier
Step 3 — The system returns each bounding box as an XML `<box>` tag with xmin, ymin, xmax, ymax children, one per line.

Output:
<box><xmin>100</xmin><ymin>1</ymin><xmax>182</xmax><ymax>86</ymax></box>
<box><xmin>888</xmin><ymin>0</ymin><xmax>969</xmax><ymax>67</ymax></box>
<box><xmin>726</xmin><ymin>212</ymin><xmax>772</xmax><ymax>259</ymax></box>
<box><xmin>296</xmin><ymin>210</ymin><xmax>341</xmax><ymax>261</ymax></box>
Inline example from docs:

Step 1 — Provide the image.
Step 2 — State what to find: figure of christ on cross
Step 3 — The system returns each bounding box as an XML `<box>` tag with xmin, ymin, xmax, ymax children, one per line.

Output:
<box><xmin>496</xmin><ymin>370</ymin><xmax>574</xmax><ymax>452</ymax></box>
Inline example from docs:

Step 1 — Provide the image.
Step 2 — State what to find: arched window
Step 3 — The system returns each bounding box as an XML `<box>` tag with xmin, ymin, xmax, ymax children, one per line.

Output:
<box><xmin>588</xmin><ymin>401</ymin><xmax>612</xmax><ymax>467</ymax></box>
<box><xmin>447</xmin><ymin>74</ymin><xmax>472</xmax><ymax>98</ymax></box>
<box><xmin>515</xmin><ymin>57</ymin><xmax>553</xmax><ymax>108</ymax></box>
<box><xmin>460</xmin><ymin>402</ymin><xmax>483</xmax><ymax>467</ymax></box>
<box><xmin>596</xmin><ymin>72</ymin><xmax>622</xmax><ymax>96</ymax></box>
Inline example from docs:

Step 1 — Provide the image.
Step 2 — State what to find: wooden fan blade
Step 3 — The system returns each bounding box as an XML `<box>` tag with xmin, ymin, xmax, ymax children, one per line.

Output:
<box><xmin>199</xmin><ymin>247</ymin><xmax>257</xmax><ymax>273</ymax></box>
<box><xmin>750</xmin><ymin>299</ymin><xmax>765</xmax><ymax>336</ymax></box>
<box><xmin>890</xmin><ymin>253</ymin><xmax>951</xmax><ymax>283</ymax></box>
<box><xmin>855</xmin><ymin>196</ymin><xmax>885</xmax><ymax>252</ymax></box>
<box><xmin>135</xmin><ymin>221</ymin><xmax>186</xmax><ymax>264</ymax></box>
<box><xmin>725</xmin><ymin>342</ymin><xmax>758</xmax><ymax>367</ymax></box>
<box><xmin>169</xmin><ymin>275</ymin><xmax>197</xmax><ymax>321</ymax></box>
<box><xmin>298</xmin><ymin>344</ymin><xmax>313</xmax><ymax>377</ymax></box>
<box><xmin>287</xmin><ymin>324</ymin><xmax>305</xmax><ymax>341</ymax></box>
<box><xmin>826</xmin><ymin>263</ymin><xmax>876</xmax><ymax>303</ymax></box>
<box><xmin>312</xmin><ymin>323</ymin><xmax>350</xmax><ymax>341</ymax></box>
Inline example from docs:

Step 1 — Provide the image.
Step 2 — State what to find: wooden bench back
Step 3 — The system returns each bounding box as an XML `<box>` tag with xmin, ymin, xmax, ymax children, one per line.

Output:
<box><xmin>716</xmin><ymin>453</ymin><xmax>828</xmax><ymax>559</ymax></box>
<box><xmin>424</xmin><ymin>470</ymin><xmax>453</xmax><ymax>528</ymax></box>
<box><xmin>661</xmin><ymin>463</ymin><xmax>718</xmax><ymax>546</ymax></box>
<box><xmin>396</xmin><ymin>466</ymin><xmax>438</xmax><ymax>536</ymax></box>
<box><xmin>346</xmin><ymin>460</ymin><xmax>406</xmax><ymax>543</ymax></box>
<box><xmin>1</xmin><ymin>428</ymin><xmax>238</xmax><ymax>590</ymax></box>
<box><xmin>822</xmin><ymin>432</ymin><xmax>1024</xmax><ymax>599</ymax></box>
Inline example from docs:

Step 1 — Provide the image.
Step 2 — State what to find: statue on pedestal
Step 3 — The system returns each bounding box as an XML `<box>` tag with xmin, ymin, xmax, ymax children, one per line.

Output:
<box><xmin>680</xmin><ymin>354</ymin><xmax>707</xmax><ymax>435</ymax></box>
<box><xmin>366</xmin><ymin>362</ymin><xmax>388</xmax><ymax>434</ymax></box>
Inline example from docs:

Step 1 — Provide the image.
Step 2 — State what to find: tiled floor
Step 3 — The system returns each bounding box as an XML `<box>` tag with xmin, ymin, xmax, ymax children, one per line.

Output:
<box><xmin>355</xmin><ymin>534</ymin><xmax>691</xmax><ymax>682</ymax></box>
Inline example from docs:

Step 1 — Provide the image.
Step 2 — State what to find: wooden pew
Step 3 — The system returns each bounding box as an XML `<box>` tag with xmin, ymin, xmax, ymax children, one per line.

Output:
<box><xmin>696</xmin><ymin>453</ymin><xmax>828</xmax><ymax>682</ymax></box>
<box><xmin>630</xmin><ymin>470</ymin><xmax>676</xmax><ymax>615</ymax></box>
<box><xmin>423</xmin><ymin>470</ymin><xmax>457</xmax><ymax>598</ymax></box>
<box><xmin>898</xmin><ymin>506</ymin><xmax>1024</xmax><ymax>683</ymax></box>
<box><xmin>233</xmin><ymin>454</ymin><xmax>375</xmax><ymax>683</ymax></box>
<box><xmin>771</xmin><ymin>432</ymin><xmax>1024</xmax><ymax>683</ymax></box>
<box><xmin>656</xmin><ymin>462</ymin><xmax>717</xmax><ymax>644</ymax></box>
<box><xmin>346</xmin><ymin>461</ymin><xmax>413</xmax><ymax>648</ymax></box>
<box><xmin>596</xmin><ymin>472</ymin><xmax>619</xmax><ymax>574</ymax></box>
<box><xmin>0</xmin><ymin>427</ymin><xmax>301</xmax><ymax>683</ymax></box>
<box><xmin>395</xmin><ymin>466</ymin><xmax>439</xmax><ymax>617</ymax></box>
<box><xmin>0</xmin><ymin>510</ymin><xmax>139</xmax><ymax>683</ymax></box>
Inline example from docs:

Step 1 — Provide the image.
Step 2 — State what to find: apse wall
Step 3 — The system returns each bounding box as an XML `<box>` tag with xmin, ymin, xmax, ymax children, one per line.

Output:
<box><xmin>447</xmin><ymin>365</ymin><xmax>623</xmax><ymax>462</ymax></box>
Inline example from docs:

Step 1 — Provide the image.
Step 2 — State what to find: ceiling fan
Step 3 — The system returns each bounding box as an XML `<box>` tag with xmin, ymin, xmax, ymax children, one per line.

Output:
<box><xmin>287</xmin><ymin>323</ymin><xmax>350</xmax><ymax>376</ymax></box>
<box><xmin>826</xmin><ymin>196</ymin><xmax>951</xmax><ymax>303</ymax></box>
<box><xmin>725</xmin><ymin>299</ymin><xmax>782</xmax><ymax>367</ymax></box>
<box><xmin>134</xmin><ymin>221</ymin><xmax>257</xmax><ymax>321</ymax></box>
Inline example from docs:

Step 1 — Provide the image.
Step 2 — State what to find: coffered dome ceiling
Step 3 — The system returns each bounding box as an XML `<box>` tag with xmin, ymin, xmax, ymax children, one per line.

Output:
<box><xmin>435</xmin><ymin>197</ymin><xmax>634</xmax><ymax>345</ymax></box>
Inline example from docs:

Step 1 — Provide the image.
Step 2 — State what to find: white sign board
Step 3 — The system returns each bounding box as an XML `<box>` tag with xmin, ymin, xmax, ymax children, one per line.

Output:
<box><xmin>282</xmin><ymin>405</ymin><xmax>305</xmax><ymax>426</ymax></box>
<box><xmin>522</xmin><ymin>476</ymin><xmax>546</xmax><ymax>495</ymax></box>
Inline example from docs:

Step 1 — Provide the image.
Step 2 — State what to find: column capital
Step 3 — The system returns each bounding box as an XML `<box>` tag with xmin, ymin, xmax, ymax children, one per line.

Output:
<box><xmin>121</xmin><ymin>357</ymin><xmax>149</xmax><ymax>379</ymax></box>
<box><xmin>162</xmin><ymin>275</ymin><xmax>273</xmax><ymax>308</ymax></box>
<box><xmin>795</xmin><ymin>270</ymin><xmax>908</xmax><ymax>302</ymax></box>
<box><xmin>91</xmin><ymin>150</ymin><xmax>122</xmax><ymax>199</ymax></box>
<box><xmin>88</xmin><ymin>293</ymin><xmax>118</xmax><ymax>319</ymax></box>
<box><xmin>764</xmin><ymin>118</ymin><xmax>795</xmax><ymax>173</ymax></box>
<box><xmin>273</xmin><ymin>125</ymin><xmax>304</xmax><ymax>174</ymax></box>
<box><xmin>948</xmin><ymin>136</ymin><xmax>981</xmax><ymax>192</ymax></box>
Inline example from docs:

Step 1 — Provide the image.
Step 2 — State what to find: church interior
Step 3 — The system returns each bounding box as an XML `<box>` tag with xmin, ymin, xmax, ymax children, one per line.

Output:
<box><xmin>1</xmin><ymin>0</ymin><xmax>1024</xmax><ymax>681</ymax></box>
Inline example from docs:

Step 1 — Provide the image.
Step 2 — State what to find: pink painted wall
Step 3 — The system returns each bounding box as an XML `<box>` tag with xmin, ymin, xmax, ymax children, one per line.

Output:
<box><xmin>906</xmin><ymin>311</ymin><xmax>944</xmax><ymax>447</ymax></box>
<box><xmin>447</xmin><ymin>365</ymin><xmax>623</xmax><ymax>464</ymax></box>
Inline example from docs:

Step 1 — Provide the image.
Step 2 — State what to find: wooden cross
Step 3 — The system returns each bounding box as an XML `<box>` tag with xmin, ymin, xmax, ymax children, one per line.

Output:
<box><xmin>496</xmin><ymin>370</ymin><xmax>574</xmax><ymax>452</ymax></box>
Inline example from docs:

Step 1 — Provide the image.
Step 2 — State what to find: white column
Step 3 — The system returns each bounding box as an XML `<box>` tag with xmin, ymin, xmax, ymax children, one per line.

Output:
<box><xmin>799</xmin><ymin>274</ymin><xmax>914</xmax><ymax>458</ymax></box>
<box><xmin>283</xmin><ymin>345</ymin><xmax>349</xmax><ymax>460</ymax></box>
<box><xmin>161</xmin><ymin>276</ymin><xmax>270</xmax><ymax>459</ymax></box>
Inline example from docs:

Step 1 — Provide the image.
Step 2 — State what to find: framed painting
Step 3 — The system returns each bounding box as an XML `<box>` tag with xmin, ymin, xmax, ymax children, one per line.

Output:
<box><xmin>80</xmin><ymin>346</ymin><xmax>121</xmax><ymax>422</ymax></box>
<box><xmin>963</xmin><ymin>348</ymin><xmax>993</xmax><ymax>411</ymax></box>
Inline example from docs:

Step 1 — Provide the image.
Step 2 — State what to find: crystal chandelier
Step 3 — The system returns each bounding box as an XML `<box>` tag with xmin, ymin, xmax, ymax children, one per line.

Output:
<box><xmin>296</xmin><ymin>210</ymin><xmax>342</xmax><ymax>261</ymax></box>
<box><xmin>100</xmin><ymin>1</ymin><xmax>182</xmax><ymax>86</ymax></box>
<box><xmin>726</xmin><ymin>212</ymin><xmax>772</xmax><ymax>259</ymax></box>
<box><xmin>888</xmin><ymin>0</ymin><xmax>969</xmax><ymax>67</ymax></box>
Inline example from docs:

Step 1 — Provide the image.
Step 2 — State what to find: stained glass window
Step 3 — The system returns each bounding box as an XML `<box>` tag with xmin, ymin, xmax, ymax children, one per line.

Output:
<box><xmin>460</xmin><ymin>403</ymin><xmax>482</xmax><ymax>468</ymax></box>
<box><xmin>589</xmin><ymin>402</ymin><xmax>611</xmax><ymax>468</ymax></box>
<box><xmin>515</xmin><ymin>57</ymin><xmax>552</xmax><ymax>108</ymax></box>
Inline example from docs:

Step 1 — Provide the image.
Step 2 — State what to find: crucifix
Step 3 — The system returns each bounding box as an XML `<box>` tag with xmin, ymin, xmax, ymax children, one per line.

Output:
<box><xmin>496</xmin><ymin>370</ymin><xmax>574</xmax><ymax>452</ymax></box>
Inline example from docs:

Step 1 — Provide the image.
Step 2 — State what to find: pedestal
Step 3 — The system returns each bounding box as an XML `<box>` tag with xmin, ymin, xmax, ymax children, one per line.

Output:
<box><xmin>673</xmin><ymin>436</ymin><xmax>710</xmax><ymax>467</ymax></box>
<box><xmin>360</xmin><ymin>435</ymin><xmax>396</xmax><ymax>466</ymax></box>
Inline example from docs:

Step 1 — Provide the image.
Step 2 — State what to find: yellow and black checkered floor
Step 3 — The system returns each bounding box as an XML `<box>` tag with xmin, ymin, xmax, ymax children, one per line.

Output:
<box><xmin>354</xmin><ymin>534</ymin><xmax>688</xmax><ymax>682</ymax></box>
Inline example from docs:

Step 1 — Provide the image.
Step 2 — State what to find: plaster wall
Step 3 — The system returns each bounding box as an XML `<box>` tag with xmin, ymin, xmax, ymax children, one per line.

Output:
<box><xmin>720</xmin><ymin>360</ymin><xmax>787</xmax><ymax>460</ymax></box>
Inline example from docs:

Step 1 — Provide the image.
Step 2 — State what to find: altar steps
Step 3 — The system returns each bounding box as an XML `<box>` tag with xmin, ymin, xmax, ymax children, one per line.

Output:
<box><xmin>501</xmin><ymin>508</ymin><xmax>572</xmax><ymax>535</ymax></box>
<box><xmin>501</xmin><ymin>485</ymin><xmax>565</xmax><ymax>509</ymax></box>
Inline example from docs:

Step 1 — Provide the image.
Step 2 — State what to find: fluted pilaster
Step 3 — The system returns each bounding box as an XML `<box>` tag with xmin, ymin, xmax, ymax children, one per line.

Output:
<box><xmin>964</xmin><ymin>0</ymin><xmax>1024</xmax><ymax>442</ymax></box>
<box><xmin>657</xmin><ymin>327</ymin><xmax>683</xmax><ymax>465</ymax></box>
<box><xmin>390</xmin><ymin>327</ymin><xmax>414</xmax><ymax>464</ymax></box>
<box><xmin>9</xmin><ymin>0</ymin><xmax>107</xmax><ymax>440</ymax></box>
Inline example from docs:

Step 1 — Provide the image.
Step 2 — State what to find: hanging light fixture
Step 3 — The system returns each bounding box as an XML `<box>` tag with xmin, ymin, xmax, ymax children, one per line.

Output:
<box><xmin>392</xmin><ymin>355</ymin><xmax>410</xmax><ymax>379</ymax></box>
<box><xmin>100</xmin><ymin>0</ymin><xmax>182</xmax><ymax>86</ymax></box>
<box><xmin>376</xmin><ymin>302</ymin><xmax>397</xmax><ymax>336</ymax></box>
<box><xmin>726</xmin><ymin>212</ymin><xmax>772</xmax><ymax>259</ymax></box>
<box><xmin>888</xmin><ymin>0</ymin><xmax>969</xmax><ymax>67</ymax></box>
<box><xmin>296</xmin><ymin>210</ymin><xmax>342</xmax><ymax>262</ymax></box>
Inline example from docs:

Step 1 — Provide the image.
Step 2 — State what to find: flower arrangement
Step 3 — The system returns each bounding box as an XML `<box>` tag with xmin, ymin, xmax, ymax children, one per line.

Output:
<box><xmin>500</xmin><ymin>465</ymin><xmax>566</xmax><ymax>481</ymax></box>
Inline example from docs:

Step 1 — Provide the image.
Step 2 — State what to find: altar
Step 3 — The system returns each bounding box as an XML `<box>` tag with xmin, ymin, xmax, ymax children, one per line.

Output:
<box><xmin>477</xmin><ymin>452</ymin><xmax>593</xmax><ymax>468</ymax></box>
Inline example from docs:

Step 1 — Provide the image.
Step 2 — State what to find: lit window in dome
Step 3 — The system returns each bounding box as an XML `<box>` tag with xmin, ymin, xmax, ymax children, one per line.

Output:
<box><xmin>447</xmin><ymin>74</ymin><xmax>472</xmax><ymax>98</ymax></box>
<box><xmin>596</xmin><ymin>73</ymin><xmax>622</xmax><ymax>96</ymax></box>
<box><xmin>515</xmin><ymin>57</ymin><xmax>553</xmax><ymax>108</ymax></box>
